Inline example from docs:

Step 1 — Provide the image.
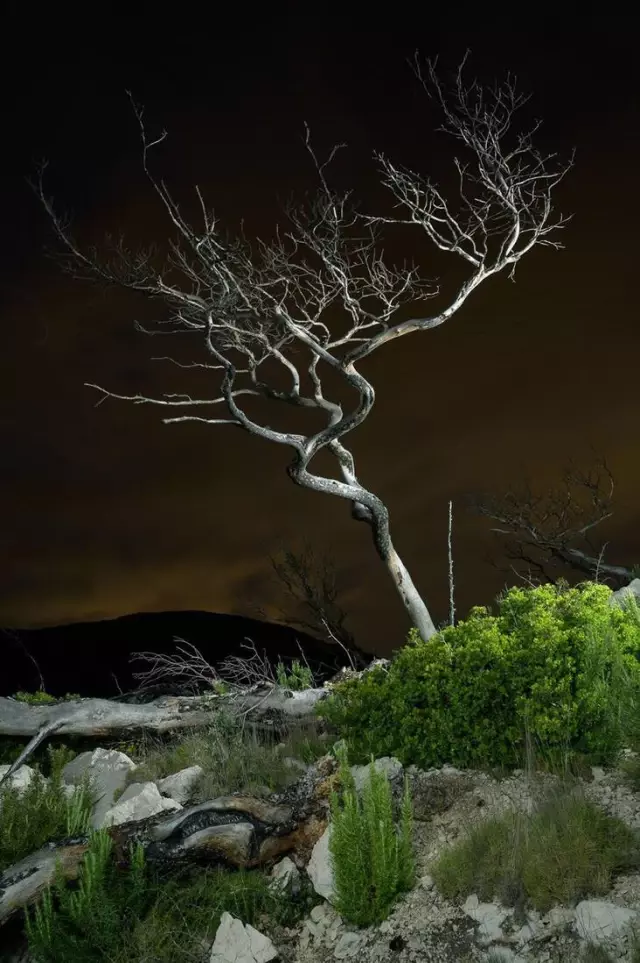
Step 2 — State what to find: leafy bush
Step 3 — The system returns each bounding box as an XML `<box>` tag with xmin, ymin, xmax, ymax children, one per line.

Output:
<box><xmin>315</xmin><ymin>580</ymin><xmax>640</xmax><ymax>773</ymax></box>
<box><xmin>498</xmin><ymin>580</ymin><xmax>640</xmax><ymax>762</ymax></box>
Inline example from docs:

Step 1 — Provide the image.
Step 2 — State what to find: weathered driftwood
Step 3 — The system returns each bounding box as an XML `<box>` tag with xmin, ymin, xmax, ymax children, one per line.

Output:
<box><xmin>0</xmin><ymin>685</ymin><xmax>331</xmax><ymax>739</ymax></box>
<box><xmin>0</xmin><ymin>753</ymin><xmax>341</xmax><ymax>927</ymax></box>
<box><xmin>0</xmin><ymin>683</ymin><xmax>338</xmax><ymax>791</ymax></box>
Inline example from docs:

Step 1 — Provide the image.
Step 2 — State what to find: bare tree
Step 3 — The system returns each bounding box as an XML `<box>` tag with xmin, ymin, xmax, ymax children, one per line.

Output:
<box><xmin>464</xmin><ymin>449</ymin><xmax>639</xmax><ymax>590</ymax></box>
<box><xmin>248</xmin><ymin>539</ymin><xmax>370</xmax><ymax>669</ymax></box>
<box><xmin>35</xmin><ymin>51</ymin><xmax>573</xmax><ymax>642</ymax></box>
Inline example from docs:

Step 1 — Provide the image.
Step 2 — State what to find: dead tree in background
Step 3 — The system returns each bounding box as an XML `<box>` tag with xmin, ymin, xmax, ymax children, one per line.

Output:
<box><xmin>464</xmin><ymin>450</ymin><xmax>639</xmax><ymax>590</ymax></box>
<box><xmin>36</xmin><ymin>52</ymin><xmax>573</xmax><ymax>643</ymax></box>
<box><xmin>249</xmin><ymin>540</ymin><xmax>370</xmax><ymax>670</ymax></box>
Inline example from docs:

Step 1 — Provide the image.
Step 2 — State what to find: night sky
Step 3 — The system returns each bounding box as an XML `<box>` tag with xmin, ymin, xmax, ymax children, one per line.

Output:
<box><xmin>2</xmin><ymin>4</ymin><xmax>639</xmax><ymax>661</ymax></box>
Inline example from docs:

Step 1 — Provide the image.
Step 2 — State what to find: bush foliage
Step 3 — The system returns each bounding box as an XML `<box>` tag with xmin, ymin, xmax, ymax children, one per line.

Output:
<box><xmin>315</xmin><ymin>580</ymin><xmax>640</xmax><ymax>772</ymax></box>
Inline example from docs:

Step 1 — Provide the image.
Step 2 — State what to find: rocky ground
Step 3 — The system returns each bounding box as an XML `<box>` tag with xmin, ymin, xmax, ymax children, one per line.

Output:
<box><xmin>3</xmin><ymin>746</ymin><xmax>640</xmax><ymax>963</ymax></box>
<box><xmin>242</xmin><ymin>749</ymin><xmax>640</xmax><ymax>963</ymax></box>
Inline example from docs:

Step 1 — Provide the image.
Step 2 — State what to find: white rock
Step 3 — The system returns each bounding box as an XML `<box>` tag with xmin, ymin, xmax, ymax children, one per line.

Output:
<box><xmin>0</xmin><ymin>765</ymin><xmax>39</xmax><ymax>793</ymax></box>
<box><xmin>156</xmin><ymin>765</ymin><xmax>203</xmax><ymax>804</ymax></box>
<box><xmin>62</xmin><ymin>749</ymin><xmax>137</xmax><ymax>829</ymax></box>
<box><xmin>209</xmin><ymin>912</ymin><xmax>278</xmax><ymax>963</ymax></box>
<box><xmin>306</xmin><ymin>823</ymin><xmax>335</xmax><ymax>901</ymax></box>
<box><xmin>574</xmin><ymin>899</ymin><xmax>640</xmax><ymax>945</ymax></box>
<box><xmin>100</xmin><ymin>782</ymin><xmax>182</xmax><ymax>828</ymax></box>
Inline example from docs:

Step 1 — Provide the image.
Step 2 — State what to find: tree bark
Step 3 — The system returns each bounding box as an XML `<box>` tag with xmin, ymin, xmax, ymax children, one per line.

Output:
<box><xmin>0</xmin><ymin>685</ymin><xmax>338</xmax><ymax>792</ymax></box>
<box><xmin>35</xmin><ymin>56</ymin><xmax>571</xmax><ymax>654</ymax></box>
<box><xmin>382</xmin><ymin>541</ymin><xmax>438</xmax><ymax>641</ymax></box>
<box><xmin>0</xmin><ymin>686</ymin><xmax>334</xmax><ymax>740</ymax></box>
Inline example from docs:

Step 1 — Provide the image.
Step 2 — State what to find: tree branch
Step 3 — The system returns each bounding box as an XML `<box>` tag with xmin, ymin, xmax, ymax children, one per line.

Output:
<box><xmin>465</xmin><ymin>448</ymin><xmax>636</xmax><ymax>589</ymax></box>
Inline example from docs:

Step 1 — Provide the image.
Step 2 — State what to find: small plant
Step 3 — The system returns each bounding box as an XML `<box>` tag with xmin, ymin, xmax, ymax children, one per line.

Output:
<box><xmin>275</xmin><ymin>658</ymin><xmax>315</xmax><ymax>691</ymax></box>
<box><xmin>0</xmin><ymin>745</ymin><xmax>95</xmax><ymax>873</ymax></box>
<box><xmin>211</xmin><ymin>679</ymin><xmax>231</xmax><ymax>695</ymax></box>
<box><xmin>427</xmin><ymin>708</ymin><xmax>640</xmax><ymax>918</ymax></box>
<box><xmin>25</xmin><ymin>827</ymin><xmax>153</xmax><ymax>963</ymax></box>
<box><xmin>101</xmin><ymin>861</ymin><xmax>325</xmax><ymax>963</ymax></box>
<box><xmin>12</xmin><ymin>691</ymin><xmax>82</xmax><ymax>705</ymax></box>
<box><xmin>327</xmin><ymin>740</ymin><xmax>415</xmax><ymax>928</ymax></box>
<box><xmin>108</xmin><ymin>740</ymin><xmax>143</xmax><ymax>760</ymax></box>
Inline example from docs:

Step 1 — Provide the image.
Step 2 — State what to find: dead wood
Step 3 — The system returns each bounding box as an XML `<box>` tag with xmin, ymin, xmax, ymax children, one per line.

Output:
<box><xmin>0</xmin><ymin>753</ymin><xmax>340</xmax><ymax>927</ymax></box>
<box><xmin>0</xmin><ymin>683</ymin><xmax>336</xmax><ymax>794</ymax></box>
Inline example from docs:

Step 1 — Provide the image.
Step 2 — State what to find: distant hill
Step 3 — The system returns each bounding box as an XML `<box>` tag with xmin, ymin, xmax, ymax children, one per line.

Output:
<box><xmin>0</xmin><ymin>610</ymin><xmax>371</xmax><ymax>699</ymax></box>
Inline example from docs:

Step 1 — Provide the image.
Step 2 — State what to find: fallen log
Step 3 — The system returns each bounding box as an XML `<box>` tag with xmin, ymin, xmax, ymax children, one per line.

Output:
<box><xmin>0</xmin><ymin>661</ymin><xmax>384</xmax><ymax>792</ymax></box>
<box><xmin>0</xmin><ymin>752</ymin><xmax>342</xmax><ymax>927</ymax></box>
<box><xmin>0</xmin><ymin>661</ymin><xmax>384</xmax><ymax>926</ymax></box>
<box><xmin>0</xmin><ymin>685</ymin><xmax>332</xmax><ymax>740</ymax></box>
<box><xmin>0</xmin><ymin>683</ymin><xmax>336</xmax><ymax>788</ymax></box>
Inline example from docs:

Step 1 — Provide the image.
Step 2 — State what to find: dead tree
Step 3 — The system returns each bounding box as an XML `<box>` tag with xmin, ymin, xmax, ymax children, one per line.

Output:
<box><xmin>464</xmin><ymin>450</ymin><xmax>638</xmax><ymax>590</ymax></box>
<box><xmin>35</xmin><ymin>51</ymin><xmax>573</xmax><ymax>643</ymax></box>
<box><xmin>249</xmin><ymin>540</ymin><xmax>370</xmax><ymax>671</ymax></box>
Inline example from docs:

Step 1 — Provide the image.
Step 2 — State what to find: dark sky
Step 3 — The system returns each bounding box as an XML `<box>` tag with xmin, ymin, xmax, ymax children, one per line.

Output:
<box><xmin>2</xmin><ymin>4</ymin><xmax>639</xmax><ymax>659</ymax></box>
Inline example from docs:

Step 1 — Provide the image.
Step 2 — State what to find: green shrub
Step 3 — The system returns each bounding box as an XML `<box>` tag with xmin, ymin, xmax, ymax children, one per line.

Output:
<box><xmin>315</xmin><ymin>580</ymin><xmax>640</xmax><ymax>773</ymax></box>
<box><xmin>25</xmin><ymin>828</ymin><xmax>153</xmax><ymax>963</ymax></box>
<box><xmin>0</xmin><ymin>746</ymin><xmax>95</xmax><ymax>873</ymax></box>
<box><xmin>327</xmin><ymin>741</ymin><xmax>415</xmax><ymax>927</ymax></box>
<box><xmin>275</xmin><ymin>659</ymin><xmax>314</xmax><ymax>691</ymax></box>
<box><xmin>497</xmin><ymin>580</ymin><xmax>640</xmax><ymax>762</ymax></box>
<box><xmin>316</xmin><ymin>661</ymin><xmax>404</xmax><ymax>766</ymax></box>
<box><xmin>212</xmin><ymin>680</ymin><xmax>231</xmax><ymax>695</ymax></box>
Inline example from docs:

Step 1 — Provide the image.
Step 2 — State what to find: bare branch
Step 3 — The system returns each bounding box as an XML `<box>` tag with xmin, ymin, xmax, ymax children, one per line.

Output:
<box><xmin>346</xmin><ymin>51</ymin><xmax>574</xmax><ymax>365</ymax></box>
<box><xmin>465</xmin><ymin>449</ymin><xmax>636</xmax><ymax>589</ymax></box>
<box><xmin>128</xmin><ymin>638</ymin><xmax>315</xmax><ymax>740</ymax></box>
<box><xmin>447</xmin><ymin>500</ymin><xmax>456</xmax><ymax>627</ymax></box>
<box><xmin>1</xmin><ymin>630</ymin><xmax>47</xmax><ymax>694</ymax></box>
<box><xmin>248</xmin><ymin>540</ymin><xmax>370</xmax><ymax>669</ymax></box>
<box><xmin>129</xmin><ymin>640</ymin><xmax>228</xmax><ymax>694</ymax></box>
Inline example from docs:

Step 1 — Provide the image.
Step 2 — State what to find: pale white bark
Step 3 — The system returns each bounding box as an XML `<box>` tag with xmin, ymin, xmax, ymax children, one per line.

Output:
<box><xmin>35</xmin><ymin>53</ymin><xmax>573</xmax><ymax>643</ymax></box>
<box><xmin>448</xmin><ymin>500</ymin><xmax>456</xmax><ymax>627</ymax></box>
<box><xmin>384</xmin><ymin>543</ymin><xmax>438</xmax><ymax>641</ymax></box>
<box><xmin>0</xmin><ymin>687</ymin><xmax>332</xmax><ymax>792</ymax></box>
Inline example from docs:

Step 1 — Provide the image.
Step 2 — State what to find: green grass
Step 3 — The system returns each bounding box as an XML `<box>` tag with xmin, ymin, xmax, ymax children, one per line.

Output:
<box><xmin>112</xmin><ymin>704</ymin><xmax>333</xmax><ymax>805</ymax></box>
<box><xmin>10</xmin><ymin>691</ymin><xmax>83</xmax><ymax>705</ymax></box>
<box><xmin>0</xmin><ymin>745</ymin><xmax>96</xmax><ymax>874</ymax></box>
<box><xmin>423</xmin><ymin>708</ymin><xmax>640</xmax><ymax>963</ymax></box>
